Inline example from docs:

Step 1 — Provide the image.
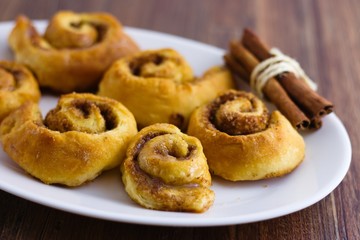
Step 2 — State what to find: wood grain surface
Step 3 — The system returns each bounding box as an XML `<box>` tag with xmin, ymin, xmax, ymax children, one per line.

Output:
<box><xmin>0</xmin><ymin>0</ymin><xmax>359</xmax><ymax>239</ymax></box>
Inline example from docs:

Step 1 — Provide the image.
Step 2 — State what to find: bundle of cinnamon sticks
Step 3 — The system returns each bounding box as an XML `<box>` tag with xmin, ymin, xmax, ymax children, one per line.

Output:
<box><xmin>224</xmin><ymin>28</ymin><xmax>333</xmax><ymax>130</ymax></box>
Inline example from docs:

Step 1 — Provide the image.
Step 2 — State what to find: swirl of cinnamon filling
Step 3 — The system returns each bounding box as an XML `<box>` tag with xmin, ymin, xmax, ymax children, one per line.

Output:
<box><xmin>8</xmin><ymin>11</ymin><xmax>139</xmax><ymax>93</ymax></box>
<box><xmin>121</xmin><ymin>123</ymin><xmax>214</xmax><ymax>213</ymax></box>
<box><xmin>0</xmin><ymin>93</ymin><xmax>137</xmax><ymax>186</ymax></box>
<box><xmin>187</xmin><ymin>90</ymin><xmax>305</xmax><ymax>181</ymax></box>
<box><xmin>0</xmin><ymin>61</ymin><xmax>40</xmax><ymax>122</ymax></box>
<box><xmin>98</xmin><ymin>48</ymin><xmax>234</xmax><ymax>130</ymax></box>
<box><xmin>211</xmin><ymin>91</ymin><xmax>269</xmax><ymax>135</ymax></box>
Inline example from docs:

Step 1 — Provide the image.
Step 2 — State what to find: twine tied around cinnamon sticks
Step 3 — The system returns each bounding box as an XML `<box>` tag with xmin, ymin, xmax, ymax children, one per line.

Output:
<box><xmin>224</xmin><ymin>28</ymin><xmax>333</xmax><ymax>130</ymax></box>
<box><xmin>250</xmin><ymin>48</ymin><xmax>317</xmax><ymax>97</ymax></box>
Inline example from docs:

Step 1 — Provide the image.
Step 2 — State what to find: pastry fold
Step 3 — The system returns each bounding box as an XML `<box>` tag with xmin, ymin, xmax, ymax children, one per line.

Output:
<box><xmin>121</xmin><ymin>123</ymin><xmax>214</xmax><ymax>213</ymax></box>
<box><xmin>98</xmin><ymin>48</ymin><xmax>235</xmax><ymax>130</ymax></box>
<box><xmin>187</xmin><ymin>90</ymin><xmax>305</xmax><ymax>181</ymax></box>
<box><xmin>8</xmin><ymin>11</ymin><xmax>139</xmax><ymax>93</ymax></box>
<box><xmin>0</xmin><ymin>93</ymin><xmax>137</xmax><ymax>186</ymax></box>
<box><xmin>0</xmin><ymin>61</ymin><xmax>40</xmax><ymax>122</ymax></box>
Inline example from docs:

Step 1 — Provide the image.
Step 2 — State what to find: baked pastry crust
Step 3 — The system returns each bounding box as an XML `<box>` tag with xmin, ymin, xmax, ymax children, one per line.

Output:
<box><xmin>187</xmin><ymin>90</ymin><xmax>305</xmax><ymax>181</ymax></box>
<box><xmin>98</xmin><ymin>48</ymin><xmax>235</xmax><ymax>130</ymax></box>
<box><xmin>121</xmin><ymin>123</ymin><xmax>215</xmax><ymax>213</ymax></box>
<box><xmin>0</xmin><ymin>61</ymin><xmax>40</xmax><ymax>122</ymax></box>
<box><xmin>0</xmin><ymin>93</ymin><xmax>137</xmax><ymax>186</ymax></box>
<box><xmin>8</xmin><ymin>11</ymin><xmax>139</xmax><ymax>93</ymax></box>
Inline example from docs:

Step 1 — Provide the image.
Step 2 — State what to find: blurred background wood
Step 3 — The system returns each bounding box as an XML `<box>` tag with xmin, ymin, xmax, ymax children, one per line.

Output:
<box><xmin>0</xmin><ymin>0</ymin><xmax>359</xmax><ymax>239</ymax></box>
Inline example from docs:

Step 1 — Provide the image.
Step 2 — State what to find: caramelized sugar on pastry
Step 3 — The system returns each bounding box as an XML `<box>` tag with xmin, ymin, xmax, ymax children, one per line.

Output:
<box><xmin>187</xmin><ymin>90</ymin><xmax>305</xmax><ymax>181</ymax></box>
<box><xmin>121</xmin><ymin>123</ymin><xmax>214</xmax><ymax>213</ymax></box>
<box><xmin>8</xmin><ymin>11</ymin><xmax>139</xmax><ymax>93</ymax></box>
<box><xmin>0</xmin><ymin>61</ymin><xmax>40</xmax><ymax>122</ymax></box>
<box><xmin>0</xmin><ymin>93</ymin><xmax>137</xmax><ymax>186</ymax></box>
<box><xmin>98</xmin><ymin>48</ymin><xmax>235</xmax><ymax>130</ymax></box>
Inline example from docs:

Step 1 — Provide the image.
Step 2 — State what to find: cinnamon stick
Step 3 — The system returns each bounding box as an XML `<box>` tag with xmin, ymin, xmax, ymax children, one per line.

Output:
<box><xmin>276</xmin><ymin>72</ymin><xmax>333</xmax><ymax>119</ymax></box>
<box><xmin>228</xmin><ymin>41</ymin><xmax>310</xmax><ymax>129</ymax></box>
<box><xmin>223</xmin><ymin>54</ymin><xmax>249</xmax><ymax>82</ymax></box>
<box><xmin>241</xmin><ymin>28</ymin><xmax>333</xmax><ymax>126</ymax></box>
<box><xmin>241</xmin><ymin>29</ymin><xmax>272</xmax><ymax>60</ymax></box>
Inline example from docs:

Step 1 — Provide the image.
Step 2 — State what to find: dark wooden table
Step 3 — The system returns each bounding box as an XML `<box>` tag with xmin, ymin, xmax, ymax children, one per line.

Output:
<box><xmin>0</xmin><ymin>0</ymin><xmax>359</xmax><ymax>239</ymax></box>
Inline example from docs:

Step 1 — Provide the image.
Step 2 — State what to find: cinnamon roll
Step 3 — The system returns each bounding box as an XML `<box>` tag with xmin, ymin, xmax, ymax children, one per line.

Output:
<box><xmin>121</xmin><ymin>123</ymin><xmax>214</xmax><ymax>213</ymax></box>
<box><xmin>98</xmin><ymin>48</ymin><xmax>235</xmax><ymax>130</ymax></box>
<box><xmin>0</xmin><ymin>61</ymin><xmax>40</xmax><ymax>122</ymax></box>
<box><xmin>8</xmin><ymin>11</ymin><xmax>139</xmax><ymax>93</ymax></box>
<box><xmin>0</xmin><ymin>93</ymin><xmax>137</xmax><ymax>186</ymax></box>
<box><xmin>187</xmin><ymin>90</ymin><xmax>305</xmax><ymax>181</ymax></box>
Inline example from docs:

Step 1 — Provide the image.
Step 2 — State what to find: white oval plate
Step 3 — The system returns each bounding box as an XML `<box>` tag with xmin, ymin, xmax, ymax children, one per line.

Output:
<box><xmin>0</xmin><ymin>21</ymin><xmax>352</xmax><ymax>227</ymax></box>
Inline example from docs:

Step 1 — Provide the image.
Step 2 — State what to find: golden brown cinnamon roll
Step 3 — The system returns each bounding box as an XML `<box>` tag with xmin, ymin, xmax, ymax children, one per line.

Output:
<box><xmin>0</xmin><ymin>61</ymin><xmax>40</xmax><ymax>122</ymax></box>
<box><xmin>98</xmin><ymin>48</ymin><xmax>235</xmax><ymax>130</ymax></box>
<box><xmin>8</xmin><ymin>11</ymin><xmax>139</xmax><ymax>93</ymax></box>
<box><xmin>187</xmin><ymin>90</ymin><xmax>305</xmax><ymax>181</ymax></box>
<box><xmin>0</xmin><ymin>93</ymin><xmax>137</xmax><ymax>186</ymax></box>
<box><xmin>121</xmin><ymin>123</ymin><xmax>214</xmax><ymax>213</ymax></box>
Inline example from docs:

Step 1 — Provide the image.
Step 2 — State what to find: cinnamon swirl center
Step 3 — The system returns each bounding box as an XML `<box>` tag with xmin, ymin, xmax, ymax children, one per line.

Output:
<box><xmin>128</xmin><ymin>52</ymin><xmax>191</xmax><ymax>83</ymax></box>
<box><xmin>44</xmin><ymin>98</ymin><xmax>117</xmax><ymax>133</ymax></box>
<box><xmin>0</xmin><ymin>65</ymin><xmax>26</xmax><ymax>92</ymax></box>
<box><xmin>210</xmin><ymin>91</ymin><xmax>269</xmax><ymax>135</ymax></box>
<box><xmin>0</xmin><ymin>69</ymin><xmax>16</xmax><ymax>91</ymax></box>
<box><xmin>43</xmin><ymin>13</ymin><xmax>109</xmax><ymax>49</ymax></box>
